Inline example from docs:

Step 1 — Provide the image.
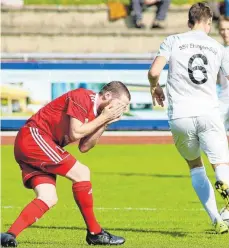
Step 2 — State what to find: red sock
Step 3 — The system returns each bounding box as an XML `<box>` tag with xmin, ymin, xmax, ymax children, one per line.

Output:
<box><xmin>8</xmin><ymin>199</ymin><xmax>49</xmax><ymax>237</ymax></box>
<box><xmin>72</xmin><ymin>181</ymin><xmax>101</xmax><ymax>234</ymax></box>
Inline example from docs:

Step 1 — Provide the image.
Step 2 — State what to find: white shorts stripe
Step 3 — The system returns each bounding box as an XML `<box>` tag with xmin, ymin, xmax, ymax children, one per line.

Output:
<box><xmin>34</xmin><ymin>128</ymin><xmax>63</xmax><ymax>161</ymax></box>
<box><xmin>33</xmin><ymin>128</ymin><xmax>62</xmax><ymax>162</ymax></box>
<box><xmin>30</xmin><ymin>128</ymin><xmax>59</xmax><ymax>163</ymax></box>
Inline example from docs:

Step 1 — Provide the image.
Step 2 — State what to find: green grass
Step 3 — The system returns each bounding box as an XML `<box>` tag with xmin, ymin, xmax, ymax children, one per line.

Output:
<box><xmin>1</xmin><ymin>145</ymin><xmax>228</xmax><ymax>248</ymax></box>
<box><xmin>24</xmin><ymin>0</ymin><xmax>221</xmax><ymax>6</ymax></box>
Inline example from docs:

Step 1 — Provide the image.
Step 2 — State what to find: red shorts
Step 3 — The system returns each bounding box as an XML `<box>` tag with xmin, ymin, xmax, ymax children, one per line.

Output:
<box><xmin>14</xmin><ymin>126</ymin><xmax>76</xmax><ymax>189</ymax></box>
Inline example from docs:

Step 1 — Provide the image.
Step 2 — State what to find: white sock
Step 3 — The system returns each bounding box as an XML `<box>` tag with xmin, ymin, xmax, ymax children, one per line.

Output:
<box><xmin>190</xmin><ymin>167</ymin><xmax>221</xmax><ymax>223</ymax></box>
<box><xmin>215</xmin><ymin>165</ymin><xmax>229</xmax><ymax>186</ymax></box>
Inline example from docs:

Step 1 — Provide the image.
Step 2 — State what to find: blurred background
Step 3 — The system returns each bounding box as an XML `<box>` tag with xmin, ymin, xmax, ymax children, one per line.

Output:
<box><xmin>1</xmin><ymin>0</ymin><xmax>228</xmax><ymax>131</ymax></box>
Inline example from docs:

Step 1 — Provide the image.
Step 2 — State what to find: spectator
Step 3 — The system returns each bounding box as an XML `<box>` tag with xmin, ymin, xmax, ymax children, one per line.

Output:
<box><xmin>208</xmin><ymin>0</ymin><xmax>229</xmax><ymax>20</ymax></box>
<box><xmin>130</xmin><ymin>0</ymin><xmax>171</xmax><ymax>29</ymax></box>
<box><xmin>208</xmin><ymin>1</ymin><xmax>221</xmax><ymax>21</ymax></box>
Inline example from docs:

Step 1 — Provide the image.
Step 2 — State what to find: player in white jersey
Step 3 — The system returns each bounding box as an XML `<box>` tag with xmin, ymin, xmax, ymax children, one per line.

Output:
<box><xmin>218</xmin><ymin>17</ymin><xmax>229</xmax><ymax>130</ymax></box>
<box><xmin>148</xmin><ymin>2</ymin><xmax>229</xmax><ymax>234</ymax></box>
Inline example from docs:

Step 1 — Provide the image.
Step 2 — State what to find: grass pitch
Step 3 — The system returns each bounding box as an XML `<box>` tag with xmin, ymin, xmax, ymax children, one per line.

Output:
<box><xmin>1</xmin><ymin>145</ymin><xmax>229</xmax><ymax>248</ymax></box>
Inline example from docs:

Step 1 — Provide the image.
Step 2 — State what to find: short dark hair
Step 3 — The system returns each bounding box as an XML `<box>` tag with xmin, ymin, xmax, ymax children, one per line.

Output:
<box><xmin>99</xmin><ymin>81</ymin><xmax>131</xmax><ymax>100</ymax></box>
<box><xmin>188</xmin><ymin>2</ymin><xmax>213</xmax><ymax>26</ymax></box>
<box><xmin>218</xmin><ymin>15</ymin><xmax>229</xmax><ymax>27</ymax></box>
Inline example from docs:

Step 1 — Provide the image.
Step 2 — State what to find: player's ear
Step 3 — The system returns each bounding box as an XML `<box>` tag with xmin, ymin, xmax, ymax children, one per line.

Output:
<box><xmin>104</xmin><ymin>91</ymin><xmax>112</xmax><ymax>101</ymax></box>
<box><xmin>207</xmin><ymin>17</ymin><xmax>212</xmax><ymax>26</ymax></box>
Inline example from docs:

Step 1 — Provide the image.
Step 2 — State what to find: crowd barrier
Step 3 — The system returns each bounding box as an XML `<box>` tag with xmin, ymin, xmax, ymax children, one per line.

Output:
<box><xmin>1</xmin><ymin>53</ymin><xmax>169</xmax><ymax>131</ymax></box>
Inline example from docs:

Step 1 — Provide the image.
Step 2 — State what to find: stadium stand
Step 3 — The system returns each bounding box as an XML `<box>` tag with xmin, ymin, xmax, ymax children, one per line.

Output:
<box><xmin>1</xmin><ymin>2</ymin><xmax>222</xmax><ymax>53</ymax></box>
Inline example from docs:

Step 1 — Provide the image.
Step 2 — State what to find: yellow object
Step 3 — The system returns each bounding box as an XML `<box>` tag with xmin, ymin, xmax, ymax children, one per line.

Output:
<box><xmin>215</xmin><ymin>181</ymin><xmax>229</xmax><ymax>209</ymax></box>
<box><xmin>1</xmin><ymin>84</ymin><xmax>29</xmax><ymax>114</ymax></box>
<box><xmin>214</xmin><ymin>221</ymin><xmax>228</xmax><ymax>234</ymax></box>
<box><xmin>108</xmin><ymin>1</ymin><xmax>127</xmax><ymax>21</ymax></box>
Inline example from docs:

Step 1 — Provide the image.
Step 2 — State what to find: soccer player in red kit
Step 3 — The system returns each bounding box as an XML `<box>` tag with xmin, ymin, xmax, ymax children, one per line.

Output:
<box><xmin>1</xmin><ymin>81</ymin><xmax>130</xmax><ymax>247</ymax></box>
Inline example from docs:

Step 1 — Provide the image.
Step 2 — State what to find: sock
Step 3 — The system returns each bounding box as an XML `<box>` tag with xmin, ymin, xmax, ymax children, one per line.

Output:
<box><xmin>215</xmin><ymin>165</ymin><xmax>229</xmax><ymax>186</ymax></box>
<box><xmin>7</xmin><ymin>199</ymin><xmax>49</xmax><ymax>237</ymax></box>
<box><xmin>72</xmin><ymin>181</ymin><xmax>101</xmax><ymax>234</ymax></box>
<box><xmin>190</xmin><ymin>167</ymin><xmax>222</xmax><ymax>223</ymax></box>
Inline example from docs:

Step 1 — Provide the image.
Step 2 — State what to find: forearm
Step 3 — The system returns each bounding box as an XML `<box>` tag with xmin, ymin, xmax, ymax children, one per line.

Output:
<box><xmin>79</xmin><ymin>125</ymin><xmax>107</xmax><ymax>153</ymax></box>
<box><xmin>148</xmin><ymin>70</ymin><xmax>160</xmax><ymax>88</ymax></box>
<box><xmin>70</xmin><ymin>115</ymin><xmax>107</xmax><ymax>141</ymax></box>
<box><xmin>148</xmin><ymin>56</ymin><xmax>167</xmax><ymax>88</ymax></box>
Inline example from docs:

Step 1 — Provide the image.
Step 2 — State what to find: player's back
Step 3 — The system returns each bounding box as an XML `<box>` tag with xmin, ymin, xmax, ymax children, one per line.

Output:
<box><xmin>26</xmin><ymin>88</ymin><xmax>96</xmax><ymax>147</ymax></box>
<box><xmin>164</xmin><ymin>30</ymin><xmax>226</xmax><ymax>119</ymax></box>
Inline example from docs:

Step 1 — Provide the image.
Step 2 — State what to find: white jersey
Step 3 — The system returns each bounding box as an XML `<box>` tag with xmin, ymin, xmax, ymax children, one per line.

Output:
<box><xmin>157</xmin><ymin>30</ymin><xmax>229</xmax><ymax>120</ymax></box>
<box><xmin>219</xmin><ymin>46</ymin><xmax>229</xmax><ymax>103</ymax></box>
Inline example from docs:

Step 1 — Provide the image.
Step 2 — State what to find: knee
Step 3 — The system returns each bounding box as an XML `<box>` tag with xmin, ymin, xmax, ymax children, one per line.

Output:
<box><xmin>186</xmin><ymin>157</ymin><xmax>203</xmax><ymax>170</ymax></box>
<box><xmin>75</xmin><ymin>163</ymin><xmax>90</xmax><ymax>182</ymax></box>
<box><xmin>66</xmin><ymin>161</ymin><xmax>91</xmax><ymax>182</ymax></box>
<box><xmin>35</xmin><ymin>184</ymin><xmax>58</xmax><ymax>208</ymax></box>
<box><xmin>38</xmin><ymin>194</ymin><xmax>58</xmax><ymax>208</ymax></box>
<box><xmin>80</xmin><ymin>165</ymin><xmax>91</xmax><ymax>180</ymax></box>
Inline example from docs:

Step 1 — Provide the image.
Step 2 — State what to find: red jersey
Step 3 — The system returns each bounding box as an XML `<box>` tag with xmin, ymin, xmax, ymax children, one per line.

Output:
<box><xmin>26</xmin><ymin>88</ymin><xmax>97</xmax><ymax>147</ymax></box>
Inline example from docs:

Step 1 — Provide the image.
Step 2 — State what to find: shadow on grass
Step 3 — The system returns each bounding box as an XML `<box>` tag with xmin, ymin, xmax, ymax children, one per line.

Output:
<box><xmin>204</xmin><ymin>229</ymin><xmax>219</xmax><ymax>235</ymax></box>
<box><xmin>95</xmin><ymin>172</ymin><xmax>190</xmax><ymax>178</ymax></box>
<box><xmin>95</xmin><ymin>172</ymin><xmax>215</xmax><ymax>180</ymax></box>
<box><xmin>29</xmin><ymin>225</ymin><xmax>187</xmax><ymax>238</ymax></box>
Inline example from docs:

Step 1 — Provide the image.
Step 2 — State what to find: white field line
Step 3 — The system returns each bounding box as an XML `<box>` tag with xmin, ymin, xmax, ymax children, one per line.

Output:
<box><xmin>1</xmin><ymin>206</ymin><xmax>205</xmax><ymax>212</ymax></box>
<box><xmin>95</xmin><ymin>207</ymin><xmax>205</xmax><ymax>212</ymax></box>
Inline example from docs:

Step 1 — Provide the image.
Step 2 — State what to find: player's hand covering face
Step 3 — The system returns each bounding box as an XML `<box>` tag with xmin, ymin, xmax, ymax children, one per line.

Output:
<box><xmin>102</xmin><ymin>99</ymin><xmax>128</xmax><ymax>124</ymax></box>
<box><xmin>150</xmin><ymin>85</ymin><xmax>165</xmax><ymax>107</ymax></box>
<box><xmin>111</xmin><ymin>98</ymin><xmax>129</xmax><ymax>112</ymax></box>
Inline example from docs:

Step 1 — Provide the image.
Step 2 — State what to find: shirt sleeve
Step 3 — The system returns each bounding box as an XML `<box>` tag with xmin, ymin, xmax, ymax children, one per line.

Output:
<box><xmin>66</xmin><ymin>90</ymin><xmax>90</xmax><ymax>123</ymax></box>
<box><xmin>156</xmin><ymin>36</ymin><xmax>173</xmax><ymax>62</ymax></box>
<box><xmin>221</xmin><ymin>47</ymin><xmax>229</xmax><ymax>77</ymax></box>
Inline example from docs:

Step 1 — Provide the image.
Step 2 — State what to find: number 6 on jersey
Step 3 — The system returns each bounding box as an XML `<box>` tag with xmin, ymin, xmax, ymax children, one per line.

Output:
<box><xmin>188</xmin><ymin>54</ymin><xmax>208</xmax><ymax>85</ymax></box>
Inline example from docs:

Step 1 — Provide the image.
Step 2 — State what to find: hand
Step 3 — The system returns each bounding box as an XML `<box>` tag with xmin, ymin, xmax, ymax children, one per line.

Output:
<box><xmin>111</xmin><ymin>98</ymin><xmax>129</xmax><ymax>113</ymax></box>
<box><xmin>150</xmin><ymin>85</ymin><xmax>165</xmax><ymax>107</ymax></box>
<box><xmin>110</xmin><ymin>98</ymin><xmax>126</xmax><ymax>107</ymax></box>
<box><xmin>101</xmin><ymin>101</ymin><xmax>126</xmax><ymax>122</ymax></box>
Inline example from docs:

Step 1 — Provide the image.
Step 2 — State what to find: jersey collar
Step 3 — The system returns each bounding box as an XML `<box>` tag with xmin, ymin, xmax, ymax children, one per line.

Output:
<box><xmin>190</xmin><ymin>30</ymin><xmax>207</xmax><ymax>36</ymax></box>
